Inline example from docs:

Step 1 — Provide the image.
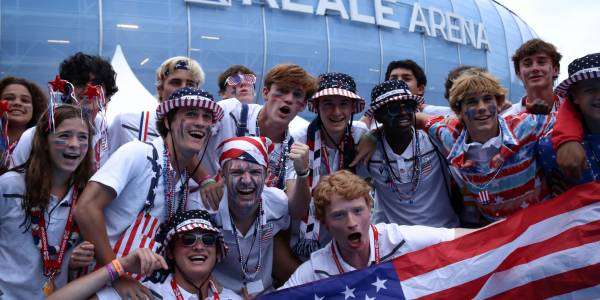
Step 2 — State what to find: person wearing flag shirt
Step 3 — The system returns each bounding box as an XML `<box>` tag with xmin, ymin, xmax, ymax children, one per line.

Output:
<box><xmin>416</xmin><ymin>70</ymin><xmax>553</xmax><ymax>226</ymax></box>
<box><xmin>361</xmin><ymin>80</ymin><xmax>459</xmax><ymax>228</ymax></box>
<box><xmin>10</xmin><ymin>52</ymin><xmax>118</xmax><ymax>169</ymax></box>
<box><xmin>73</xmin><ymin>87</ymin><xmax>223</xmax><ymax>299</ymax></box>
<box><xmin>49</xmin><ymin>210</ymin><xmax>241</xmax><ymax>300</ymax></box>
<box><xmin>282</xmin><ymin>170</ymin><xmax>476</xmax><ymax>288</ymax></box>
<box><xmin>537</xmin><ymin>53</ymin><xmax>600</xmax><ymax>193</ymax></box>
<box><xmin>501</xmin><ymin>38</ymin><xmax>564</xmax><ymax>116</ymax></box>
<box><xmin>211</xmin><ymin>136</ymin><xmax>311</xmax><ymax>297</ymax></box>
<box><xmin>0</xmin><ymin>105</ymin><xmax>94</xmax><ymax>299</ymax></box>
<box><xmin>0</xmin><ymin>76</ymin><xmax>48</xmax><ymax>174</ymax></box>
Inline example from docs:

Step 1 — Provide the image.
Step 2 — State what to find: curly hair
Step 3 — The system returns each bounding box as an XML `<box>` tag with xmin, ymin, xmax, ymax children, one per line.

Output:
<box><xmin>313</xmin><ymin>170</ymin><xmax>373</xmax><ymax>222</ymax></box>
<box><xmin>217</xmin><ymin>65</ymin><xmax>256</xmax><ymax>93</ymax></box>
<box><xmin>263</xmin><ymin>64</ymin><xmax>317</xmax><ymax>101</ymax></box>
<box><xmin>59</xmin><ymin>52</ymin><xmax>118</xmax><ymax>99</ymax></box>
<box><xmin>22</xmin><ymin>105</ymin><xmax>94</xmax><ymax>228</ymax></box>
<box><xmin>512</xmin><ymin>39</ymin><xmax>562</xmax><ymax>79</ymax></box>
<box><xmin>0</xmin><ymin>76</ymin><xmax>48</xmax><ymax>128</ymax></box>
<box><xmin>448</xmin><ymin>70</ymin><xmax>507</xmax><ymax>115</ymax></box>
<box><xmin>384</xmin><ymin>59</ymin><xmax>427</xmax><ymax>87</ymax></box>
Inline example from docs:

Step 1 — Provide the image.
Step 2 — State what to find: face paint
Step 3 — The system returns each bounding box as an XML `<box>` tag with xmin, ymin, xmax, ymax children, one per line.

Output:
<box><xmin>465</xmin><ymin>107</ymin><xmax>478</xmax><ymax>120</ymax></box>
<box><xmin>225</xmin><ymin>160</ymin><xmax>266</xmax><ymax>214</ymax></box>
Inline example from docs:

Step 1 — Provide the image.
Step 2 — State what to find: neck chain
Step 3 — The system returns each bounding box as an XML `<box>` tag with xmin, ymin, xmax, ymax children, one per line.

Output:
<box><xmin>331</xmin><ymin>224</ymin><xmax>380</xmax><ymax>275</ymax></box>
<box><xmin>229</xmin><ymin>200</ymin><xmax>264</xmax><ymax>283</ymax></box>
<box><xmin>257</xmin><ymin>115</ymin><xmax>290</xmax><ymax>189</ymax></box>
<box><xmin>381</xmin><ymin>128</ymin><xmax>422</xmax><ymax>201</ymax></box>
<box><xmin>163</xmin><ymin>144</ymin><xmax>189</xmax><ymax>222</ymax></box>
<box><xmin>31</xmin><ymin>187</ymin><xmax>80</xmax><ymax>295</ymax></box>
<box><xmin>458</xmin><ymin>159</ymin><xmax>506</xmax><ymax>205</ymax></box>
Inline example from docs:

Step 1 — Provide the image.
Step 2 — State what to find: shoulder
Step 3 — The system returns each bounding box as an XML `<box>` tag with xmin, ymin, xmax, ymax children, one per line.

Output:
<box><xmin>0</xmin><ymin>171</ymin><xmax>25</xmax><ymax>192</ymax></box>
<box><xmin>262</xmin><ymin>187</ymin><xmax>289</xmax><ymax>217</ymax></box>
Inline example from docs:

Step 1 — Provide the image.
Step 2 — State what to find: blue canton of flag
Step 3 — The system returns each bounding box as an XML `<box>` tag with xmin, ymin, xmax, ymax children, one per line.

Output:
<box><xmin>260</xmin><ymin>262</ymin><xmax>405</xmax><ymax>300</ymax></box>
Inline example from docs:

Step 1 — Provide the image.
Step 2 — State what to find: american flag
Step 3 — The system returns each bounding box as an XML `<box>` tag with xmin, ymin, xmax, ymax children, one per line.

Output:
<box><xmin>262</xmin><ymin>182</ymin><xmax>600</xmax><ymax>299</ymax></box>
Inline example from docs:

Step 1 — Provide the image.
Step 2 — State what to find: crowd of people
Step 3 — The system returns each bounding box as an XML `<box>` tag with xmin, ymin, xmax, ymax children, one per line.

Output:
<box><xmin>0</xmin><ymin>37</ymin><xmax>598</xmax><ymax>299</ymax></box>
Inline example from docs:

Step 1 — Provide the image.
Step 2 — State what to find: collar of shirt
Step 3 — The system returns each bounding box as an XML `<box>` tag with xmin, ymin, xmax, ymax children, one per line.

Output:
<box><xmin>448</xmin><ymin>116</ymin><xmax>519</xmax><ymax>169</ymax></box>
<box><xmin>330</xmin><ymin>224</ymin><xmax>376</xmax><ymax>273</ymax></box>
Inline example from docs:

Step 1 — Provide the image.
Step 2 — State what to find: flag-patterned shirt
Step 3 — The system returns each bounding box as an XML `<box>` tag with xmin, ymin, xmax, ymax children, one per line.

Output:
<box><xmin>425</xmin><ymin>112</ymin><xmax>554</xmax><ymax>224</ymax></box>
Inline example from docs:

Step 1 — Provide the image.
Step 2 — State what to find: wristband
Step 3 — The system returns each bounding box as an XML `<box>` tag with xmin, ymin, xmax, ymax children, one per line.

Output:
<box><xmin>105</xmin><ymin>263</ymin><xmax>118</xmax><ymax>282</ymax></box>
<box><xmin>112</xmin><ymin>259</ymin><xmax>125</xmax><ymax>277</ymax></box>
<box><xmin>296</xmin><ymin>168</ymin><xmax>310</xmax><ymax>178</ymax></box>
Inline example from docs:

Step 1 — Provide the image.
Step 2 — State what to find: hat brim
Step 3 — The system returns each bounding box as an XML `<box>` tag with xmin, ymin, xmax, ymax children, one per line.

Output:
<box><xmin>156</xmin><ymin>96</ymin><xmax>224</xmax><ymax>122</ymax></box>
<box><xmin>555</xmin><ymin>70</ymin><xmax>600</xmax><ymax>96</ymax></box>
<box><xmin>365</xmin><ymin>94</ymin><xmax>423</xmax><ymax>117</ymax></box>
<box><xmin>308</xmin><ymin>88</ymin><xmax>365</xmax><ymax>113</ymax></box>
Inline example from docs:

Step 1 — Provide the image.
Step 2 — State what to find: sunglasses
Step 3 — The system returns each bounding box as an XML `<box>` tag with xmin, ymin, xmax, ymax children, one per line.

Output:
<box><xmin>226</xmin><ymin>73</ymin><xmax>256</xmax><ymax>86</ymax></box>
<box><xmin>178</xmin><ymin>232</ymin><xmax>218</xmax><ymax>247</ymax></box>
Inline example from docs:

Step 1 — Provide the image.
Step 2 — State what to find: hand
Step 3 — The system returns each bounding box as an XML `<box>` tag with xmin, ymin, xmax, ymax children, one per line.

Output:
<box><xmin>350</xmin><ymin>131</ymin><xmax>377</xmax><ymax>167</ymax></box>
<box><xmin>113</xmin><ymin>276</ymin><xmax>154</xmax><ymax>300</ymax></box>
<box><xmin>526</xmin><ymin>98</ymin><xmax>551</xmax><ymax>115</ymax></box>
<box><xmin>119</xmin><ymin>248</ymin><xmax>168</xmax><ymax>277</ymax></box>
<box><xmin>288</xmin><ymin>142</ymin><xmax>309</xmax><ymax>175</ymax></box>
<box><xmin>68</xmin><ymin>241</ymin><xmax>95</xmax><ymax>270</ymax></box>
<box><xmin>200</xmin><ymin>177</ymin><xmax>224</xmax><ymax>211</ymax></box>
<box><xmin>556</xmin><ymin>141</ymin><xmax>588</xmax><ymax>181</ymax></box>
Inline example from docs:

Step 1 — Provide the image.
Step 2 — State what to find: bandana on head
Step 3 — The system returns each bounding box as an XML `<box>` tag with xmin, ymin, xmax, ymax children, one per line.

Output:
<box><xmin>218</xmin><ymin>136</ymin><xmax>273</xmax><ymax>169</ymax></box>
<box><xmin>164</xmin><ymin>60</ymin><xmax>190</xmax><ymax>77</ymax></box>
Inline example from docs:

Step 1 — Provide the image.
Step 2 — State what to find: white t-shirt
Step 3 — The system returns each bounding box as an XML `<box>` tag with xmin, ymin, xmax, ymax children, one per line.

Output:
<box><xmin>108</xmin><ymin>111</ymin><xmax>159</xmax><ymax>156</ymax></box>
<box><xmin>211</xmin><ymin>187</ymin><xmax>290</xmax><ymax>297</ymax></box>
<box><xmin>281</xmin><ymin>223</ymin><xmax>455</xmax><ymax>289</ymax></box>
<box><xmin>10</xmin><ymin>114</ymin><xmax>109</xmax><ymax>168</ymax></box>
<box><xmin>96</xmin><ymin>274</ymin><xmax>241</xmax><ymax>300</ymax></box>
<box><xmin>0</xmin><ymin>172</ymin><xmax>76</xmax><ymax>299</ymax></box>
<box><xmin>90</xmin><ymin>138</ymin><xmax>202</xmax><ymax>255</ymax></box>
<box><xmin>206</xmin><ymin>98</ymin><xmax>296</xmax><ymax>187</ymax></box>
<box><xmin>363</xmin><ymin>130</ymin><xmax>459</xmax><ymax>227</ymax></box>
<box><xmin>422</xmin><ymin>104</ymin><xmax>454</xmax><ymax>117</ymax></box>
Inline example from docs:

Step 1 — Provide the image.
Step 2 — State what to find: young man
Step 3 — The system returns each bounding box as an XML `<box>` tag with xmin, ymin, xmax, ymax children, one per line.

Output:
<box><xmin>74</xmin><ymin>87</ymin><xmax>223</xmax><ymax>298</ymax></box>
<box><xmin>282</xmin><ymin>170</ymin><xmax>475</xmax><ymax>288</ymax></box>
<box><xmin>362</xmin><ymin>80</ymin><xmax>459</xmax><ymax>227</ymax></box>
<box><xmin>211</xmin><ymin>136</ymin><xmax>310</xmax><ymax>297</ymax></box>
<box><xmin>538</xmin><ymin>53</ymin><xmax>600</xmax><ymax>191</ymax></box>
<box><xmin>418</xmin><ymin>70</ymin><xmax>553</xmax><ymax>226</ymax></box>
<box><xmin>108</xmin><ymin>56</ymin><xmax>205</xmax><ymax>154</ymax></box>
<box><xmin>502</xmin><ymin>38</ymin><xmax>563</xmax><ymax>116</ymax></box>
<box><xmin>217</xmin><ymin>65</ymin><xmax>257</xmax><ymax>103</ymax></box>
<box><xmin>10</xmin><ymin>52</ymin><xmax>118</xmax><ymax>168</ymax></box>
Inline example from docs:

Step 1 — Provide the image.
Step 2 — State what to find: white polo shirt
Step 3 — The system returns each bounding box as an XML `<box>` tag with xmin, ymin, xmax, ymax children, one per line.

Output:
<box><xmin>211</xmin><ymin>187</ymin><xmax>290</xmax><ymax>296</ymax></box>
<box><xmin>108</xmin><ymin>111</ymin><xmax>159</xmax><ymax>155</ymax></box>
<box><xmin>205</xmin><ymin>98</ymin><xmax>296</xmax><ymax>184</ymax></box>
<box><xmin>364</xmin><ymin>130</ymin><xmax>459</xmax><ymax>228</ymax></box>
<box><xmin>281</xmin><ymin>223</ymin><xmax>455</xmax><ymax>289</ymax></box>
<box><xmin>96</xmin><ymin>274</ymin><xmax>241</xmax><ymax>300</ymax></box>
<box><xmin>90</xmin><ymin>138</ymin><xmax>202</xmax><ymax>256</ymax></box>
<box><xmin>10</xmin><ymin>114</ymin><xmax>109</xmax><ymax>168</ymax></box>
<box><xmin>0</xmin><ymin>172</ymin><xmax>76</xmax><ymax>299</ymax></box>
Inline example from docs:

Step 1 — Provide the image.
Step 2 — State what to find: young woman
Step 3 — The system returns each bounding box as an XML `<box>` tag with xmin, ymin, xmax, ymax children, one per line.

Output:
<box><xmin>48</xmin><ymin>209</ymin><xmax>240</xmax><ymax>300</ymax></box>
<box><xmin>0</xmin><ymin>76</ymin><xmax>48</xmax><ymax>173</ymax></box>
<box><xmin>0</xmin><ymin>104</ymin><xmax>93</xmax><ymax>299</ymax></box>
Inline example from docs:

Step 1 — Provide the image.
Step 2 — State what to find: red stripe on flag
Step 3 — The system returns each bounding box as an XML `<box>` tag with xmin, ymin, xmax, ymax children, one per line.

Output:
<box><xmin>146</xmin><ymin>218</ymin><xmax>160</xmax><ymax>250</ymax></box>
<box><xmin>488</xmin><ymin>263</ymin><xmax>600</xmax><ymax>299</ymax></box>
<box><xmin>143</xmin><ymin>111</ymin><xmax>150</xmax><ymax>142</ymax></box>
<box><xmin>418</xmin><ymin>220</ymin><xmax>600</xmax><ymax>299</ymax></box>
<box><xmin>121</xmin><ymin>213</ymin><xmax>145</xmax><ymax>257</ymax></box>
<box><xmin>393</xmin><ymin>182</ymin><xmax>600</xmax><ymax>281</ymax></box>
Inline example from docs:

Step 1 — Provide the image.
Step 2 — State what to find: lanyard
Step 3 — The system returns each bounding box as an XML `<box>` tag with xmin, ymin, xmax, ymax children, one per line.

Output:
<box><xmin>331</xmin><ymin>224</ymin><xmax>380</xmax><ymax>275</ymax></box>
<box><xmin>37</xmin><ymin>189</ymin><xmax>78</xmax><ymax>278</ymax></box>
<box><xmin>171</xmin><ymin>277</ymin><xmax>220</xmax><ymax>300</ymax></box>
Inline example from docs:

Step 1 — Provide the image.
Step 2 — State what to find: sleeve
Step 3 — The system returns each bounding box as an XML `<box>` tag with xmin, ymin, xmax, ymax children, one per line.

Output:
<box><xmin>280</xmin><ymin>260</ymin><xmax>317</xmax><ymax>289</ymax></box>
<box><xmin>264</xmin><ymin>187</ymin><xmax>291</xmax><ymax>232</ymax></box>
<box><xmin>391</xmin><ymin>223</ymin><xmax>455</xmax><ymax>252</ymax></box>
<box><xmin>424</xmin><ymin>116</ymin><xmax>458</xmax><ymax>156</ymax></box>
<box><xmin>422</xmin><ymin>104</ymin><xmax>455</xmax><ymax>117</ymax></box>
<box><xmin>551</xmin><ymin>99</ymin><xmax>584</xmax><ymax>151</ymax></box>
<box><xmin>9</xmin><ymin>126</ymin><xmax>35</xmax><ymax>168</ymax></box>
<box><xmin>90</xmin><ymin>141</ymin><xmax>150</xmax><ymax>197</ymax></box>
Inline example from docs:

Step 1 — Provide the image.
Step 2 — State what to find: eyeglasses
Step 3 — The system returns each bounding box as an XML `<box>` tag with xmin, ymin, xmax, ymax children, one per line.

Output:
<box><xmin>226</xmin><ymin>73</ymin><xmax>256</xmax><ymax>86</ymax></box>
<box><xmin>179</xmin><ymin>232</ymin><xmax>218</xmax><ymax>247</ymax></box>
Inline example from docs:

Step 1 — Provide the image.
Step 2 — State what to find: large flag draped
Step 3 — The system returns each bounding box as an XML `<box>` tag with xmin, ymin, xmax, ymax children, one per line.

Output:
<box><xmin>263</xmin><ymin>182</ymin><xmax>600</xmax><ymax>299</ymax></box>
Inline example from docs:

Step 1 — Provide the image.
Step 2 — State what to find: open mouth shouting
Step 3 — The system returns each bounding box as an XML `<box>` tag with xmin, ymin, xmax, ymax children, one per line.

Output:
<box><xmin>237</xmin><ymin>186</ymin><xmax>256</xmax><ymax>197</ymax></box>
<box><xmin>188</xmin><ymin>129</ymin><xmax>206</xmax><ymax>140</ymax></box>
<box><xmin>279</xmin><ymin>105</ymin><xmax>291</xmax><ymax>117</ymax></box>
<box><xmin>347</xmin><ymin>232</ymin><xmax>364</xmax><ymax>249</ymax></box>
<box><xmin>62</xmin><ymin>152</ymin><xmax>81</xmax><ymax>160</ymax></box>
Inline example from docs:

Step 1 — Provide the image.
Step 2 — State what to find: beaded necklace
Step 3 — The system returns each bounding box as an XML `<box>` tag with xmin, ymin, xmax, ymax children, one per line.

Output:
<box><xmin>229</xmin><ymin>199</ymin><xmax>264</xmax><ymax>283</ymax></box>
<box><xmin>255</xmin><ymin>115</ymin><xmax>290</xmax><ymax>189</ymax></box>
<box><xmin>380</xmin><ymin>128</ymin><xmax>422</xmax><ymax>201</ymax></box>
<box><xmin>162</xmin><ymin>145</ymin><xmax>190</xmax><ymax>222</ymax></box>
<box><xmin>30</xmin><ymin>188</ymin><xmax>80</xmax><ymax>295</ymax></box>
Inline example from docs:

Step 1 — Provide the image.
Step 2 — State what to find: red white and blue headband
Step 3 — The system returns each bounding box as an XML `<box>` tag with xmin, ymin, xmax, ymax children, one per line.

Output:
<box><xmin>218</xmin><ymin>136</ymin><xmax>273</xmax><ymax>169</ymax></box>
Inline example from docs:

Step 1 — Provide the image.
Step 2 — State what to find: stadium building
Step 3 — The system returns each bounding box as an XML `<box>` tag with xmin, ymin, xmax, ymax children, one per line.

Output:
<box><xmin>1</xmin><ymin>0</ymin><xmax>537</xmax><ymax>115</ymax></box>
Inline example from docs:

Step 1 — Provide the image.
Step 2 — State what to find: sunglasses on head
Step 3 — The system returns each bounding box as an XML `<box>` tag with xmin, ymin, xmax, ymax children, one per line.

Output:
<box><xmin>179</xmin><ymin>232</ymin><xmax>218</xmax><ymax>247</ymax></box>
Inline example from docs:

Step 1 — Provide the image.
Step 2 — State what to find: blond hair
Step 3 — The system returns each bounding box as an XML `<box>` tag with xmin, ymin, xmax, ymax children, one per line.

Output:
<box><xmin>313</xmin><ymin>170</ymin><xmax>373</xmax><ymax>222</ymax></box>
<box><xmin>449</xmin><ymin>70</ymin><xmax>507</xmax><ymax>114</ymax></box>
<box><xmin>156</xmin><ymin>56</ymin><xmax>205</xmax><ymax>99</ymax></box>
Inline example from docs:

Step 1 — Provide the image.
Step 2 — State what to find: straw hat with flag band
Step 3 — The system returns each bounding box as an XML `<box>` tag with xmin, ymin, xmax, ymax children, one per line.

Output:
<box><xmin>308</xmin><ymin>72</ymin><xmax>365</xmax><ymax>114</ymax></box>
<box><xmin>555</xmin><ymin>53</ymin><xmax>600</xmax><ymax>96</ymax></box>
<box><xmin>156</xmin><ymin>87</ymin><xmax>224</xmax><ymax>122</ymax></box>
<box><xmin>366</xmin><ymin>79</ymin><xmax>424</xmax><ymax>117</ymax></box>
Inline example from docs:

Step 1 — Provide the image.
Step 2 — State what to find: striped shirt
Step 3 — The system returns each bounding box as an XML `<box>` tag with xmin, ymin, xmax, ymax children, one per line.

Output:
<box><xmin>425</xmin><ymin>112</ymin><xmax>554</xmax><ymax>225</ymax></box>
